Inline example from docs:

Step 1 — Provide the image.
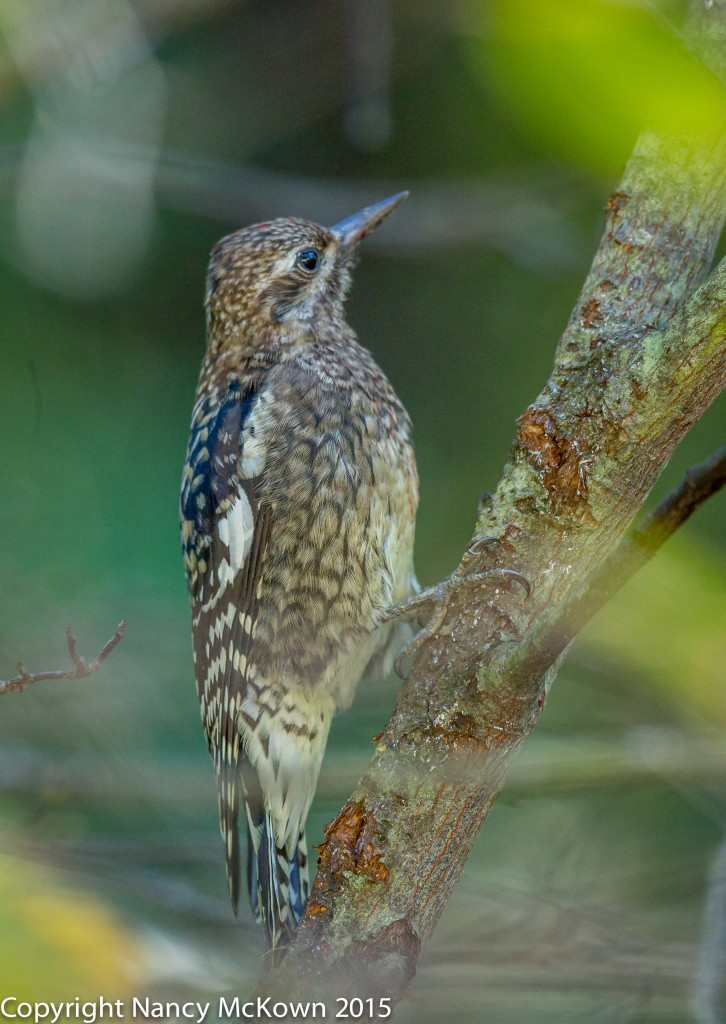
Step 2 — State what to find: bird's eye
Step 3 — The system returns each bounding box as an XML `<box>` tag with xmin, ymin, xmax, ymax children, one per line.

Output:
<box><xmin>296</xmin><ymin>249</ymin><xmax>319</xmax><ymax>272</ymax></box>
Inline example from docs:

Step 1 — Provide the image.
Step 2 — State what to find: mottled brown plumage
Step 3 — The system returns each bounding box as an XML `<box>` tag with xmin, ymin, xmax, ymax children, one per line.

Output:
<box><xmin>180</xmin><ymin>194</ymin><xmax>418</xmax><ymax>955</ymax></box>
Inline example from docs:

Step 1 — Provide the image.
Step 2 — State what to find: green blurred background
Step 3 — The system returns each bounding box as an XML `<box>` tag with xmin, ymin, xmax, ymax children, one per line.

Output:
<box><xmin>0</xmin><ymin>0</ymin><xmax>724</xmax><ymax>1020</ymax></box>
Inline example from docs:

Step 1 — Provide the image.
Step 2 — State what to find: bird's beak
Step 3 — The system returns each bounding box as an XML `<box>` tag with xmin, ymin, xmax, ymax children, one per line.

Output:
<box><xmin>331</xmin><ymin>191</ymin><xmax>409</xmax><ymax>247</ymax></box>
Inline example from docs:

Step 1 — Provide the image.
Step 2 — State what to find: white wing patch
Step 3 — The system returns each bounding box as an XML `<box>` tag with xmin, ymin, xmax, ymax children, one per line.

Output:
<box><xmin>240</xmin><ymin>387</ymin><xmax>274</xmax><ymax>477</ymax></box>
<box><xmin>240</xmin><ymin>442</ymin><xmax>266</xmax><ymax>478</ymax></box>
<box><xmin>218</xmin><ymin>492</ymin><xmax>255</xmax><ymax>569</ymax></box>
<box><xmin>201</xmin><ymin>491</ymin><xmax>255</xmax><ymax>613</ymax></box>
<box><xmin>200</xmin><ymin>388</ymin><xmax>278</xmax><ymax>613</ymax></box>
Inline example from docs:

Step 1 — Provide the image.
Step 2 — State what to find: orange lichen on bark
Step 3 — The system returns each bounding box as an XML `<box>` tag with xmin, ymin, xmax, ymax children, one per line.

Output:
<box><xmin>304</xmin><ymin>899</ymin><xmax>329</xmax><ymax>916</ymax></box>
<box><xmin>580</xmin><ymin>297</ymin><xmax>604</xmax><ymax>328</ymax></box>
<box><xmin>398</xmin><ymin>721</ymin><xmax>492</xmax><ymax>757</ymax></box>
<box><xmin>517</xmin><ymin>407</ymin><xmax>590</xmax><ymax>514</ymax></box>
<box><xmin>631</xmin><ymin>377</ymin><xmax>646</xmax><ymax>400</ymax></box>
<box><xmin>314</xmin><ymin>800</ymin><xmax>388</xmax><ymax>883</ymax></box>
<box><xmin>604</xmin><ymin>190</ymin><xmax>630</xmax><ymax>216</ymax></box>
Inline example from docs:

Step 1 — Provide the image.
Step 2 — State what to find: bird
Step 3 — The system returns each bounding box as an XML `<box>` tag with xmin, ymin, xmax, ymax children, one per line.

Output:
<box><xmin>180</xmin><ymin>192</ymin><xmax>418</xmax><ymax>957</ymax></box>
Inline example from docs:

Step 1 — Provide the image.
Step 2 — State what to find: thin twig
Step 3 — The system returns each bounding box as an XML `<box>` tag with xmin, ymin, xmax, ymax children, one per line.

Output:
<box><xmin>632</xmin><ymin>444</ymin><xmax>726</xmax><ymax>550</ymax></box>
<box><xmin>0</xmin><ymin>621</ymin><xmax>127</xmax><ymax>696</ymax></box>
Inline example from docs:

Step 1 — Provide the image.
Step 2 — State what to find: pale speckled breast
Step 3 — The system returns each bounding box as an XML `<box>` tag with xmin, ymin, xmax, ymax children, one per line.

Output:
<box><xmin>251</xmin><ymin>344</ymin><xmax>418</xmax><ymax>704</ymax></box>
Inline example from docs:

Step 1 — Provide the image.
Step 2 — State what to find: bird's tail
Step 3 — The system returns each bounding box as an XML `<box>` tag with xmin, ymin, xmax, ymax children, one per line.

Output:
<box><xmin>219</xmin><ymin>691</ymin><xmax>332</xmax><ymax>957</ymax></box>
<box><xmin>246</xmin><ymin>803</ymin><xmax>309</xmax><ymax>955</ymax></box>
<box><xmin>216</xmin><ymin>760</ymin><xmax>242</xmax><ymax>915</ymax></box>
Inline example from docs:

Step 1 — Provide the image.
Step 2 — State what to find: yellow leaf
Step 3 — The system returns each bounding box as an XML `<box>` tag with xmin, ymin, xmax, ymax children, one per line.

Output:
<box><xmin>465</xmin><ymin>0</ymin><xmax>726</xmax><ymax>172</ymax></box>
<box><xmin>0</xmin><ymin>854</ymin><xmax>140</xmax><ymax>999</ymax></box>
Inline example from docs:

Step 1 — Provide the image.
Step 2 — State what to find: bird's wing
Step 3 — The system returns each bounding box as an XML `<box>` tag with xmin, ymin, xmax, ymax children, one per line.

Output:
<box><xmin>181</xmin><ymin>386</ymin><xmax>272</xmax><ymax>911</ymax></box>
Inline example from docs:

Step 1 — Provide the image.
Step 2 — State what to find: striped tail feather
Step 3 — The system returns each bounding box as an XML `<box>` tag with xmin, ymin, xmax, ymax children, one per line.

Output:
<box><xmin>246</xmin><ymin>805</ymin><xmax>310</xmax><ymax>955</ymax></box>
<box><xmin>217</xmin><ymin>762</ymin><xmax>242</xmax><ymax>915</ymax></box>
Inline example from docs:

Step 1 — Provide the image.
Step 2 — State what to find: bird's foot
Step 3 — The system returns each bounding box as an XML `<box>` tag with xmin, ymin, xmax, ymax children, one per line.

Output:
<box><xmin>382</xmin><ymin>567</ymin><xmax>530</xmax><ymax>679</ymax></box>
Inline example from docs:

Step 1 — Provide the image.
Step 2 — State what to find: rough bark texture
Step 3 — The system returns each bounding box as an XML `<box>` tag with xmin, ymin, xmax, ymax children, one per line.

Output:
<box><xmin>261</xmin><ymin>2</ymin><xmax>726</xmax><ymax>1014</ymax></box>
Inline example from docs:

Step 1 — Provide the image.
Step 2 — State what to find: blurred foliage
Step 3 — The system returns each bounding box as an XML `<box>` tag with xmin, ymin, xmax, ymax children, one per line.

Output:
<box><xmin>0</xmin><ymin>852</ymin><xmax>139</xmax><ymax>1000</ymax></box>
<box><xmin>584</xmin><ymin>540</ymin><xmax>726</xmax><ymax>725</ymax></box>
<box><xmin>0</xmin><ymin>0</ymin><xmax>723</xmax><ymax>1021</ymax></box>
<box><xmin>467</xmin><ymin>0</ymin><xmax>726</xmax><ymax>173</ymax></box>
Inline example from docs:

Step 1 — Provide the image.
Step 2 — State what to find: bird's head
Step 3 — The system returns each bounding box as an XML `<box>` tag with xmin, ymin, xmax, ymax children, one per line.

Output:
<box><xmin>204</xmin><ymin>191</ymin><xmax>408</xmax><ymax>354</ymax></box>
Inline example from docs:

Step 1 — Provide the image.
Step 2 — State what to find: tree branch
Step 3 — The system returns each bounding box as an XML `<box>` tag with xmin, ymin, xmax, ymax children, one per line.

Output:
<box><xmin>492</xmin><ymin>444</ymin><xmax>726</xmax><ymax>691</ymax></box>
<box><xmin>0</xmin><ymin>621</ymin><xmax>127</xmax><ymax>696</ymax></box>
<box><xmin>261</xmin><ymin>1</ymin><xmax>726</xmax><ymax>1012</ymax></box>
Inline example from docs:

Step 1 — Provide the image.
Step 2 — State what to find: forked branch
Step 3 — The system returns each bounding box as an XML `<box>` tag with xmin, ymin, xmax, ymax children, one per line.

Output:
<box><xmin>493</xmin><ymin>444</ymin><xmax>726</xmax><ymax>690</ymax></box>
<box><xmin>0</xmin><ymin>621</ymin><xmax>127</xmax><ymax>696</ymax></box>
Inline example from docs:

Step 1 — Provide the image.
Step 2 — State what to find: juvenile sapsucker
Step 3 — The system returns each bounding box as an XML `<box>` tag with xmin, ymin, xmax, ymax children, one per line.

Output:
<box><xmin>180</xmin><ymin>193</ymin><xmax>418</xmax><ymax>955</ymax></box>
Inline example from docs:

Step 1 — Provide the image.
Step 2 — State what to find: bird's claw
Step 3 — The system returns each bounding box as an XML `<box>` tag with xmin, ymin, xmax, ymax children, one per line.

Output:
<box><xmin>466</xmin><ymin>535</ymin><xmax>505</xmax><ymax>557</ymax></box>
<box><xmin>472</xmin><ymin>567</ymin><xmax>531</xmax><ymax>599</ymax></box>
<box><xmin>388</xmin><ymin>567</ymin><xmax>531</xmax><ymax>678</ymax></box>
